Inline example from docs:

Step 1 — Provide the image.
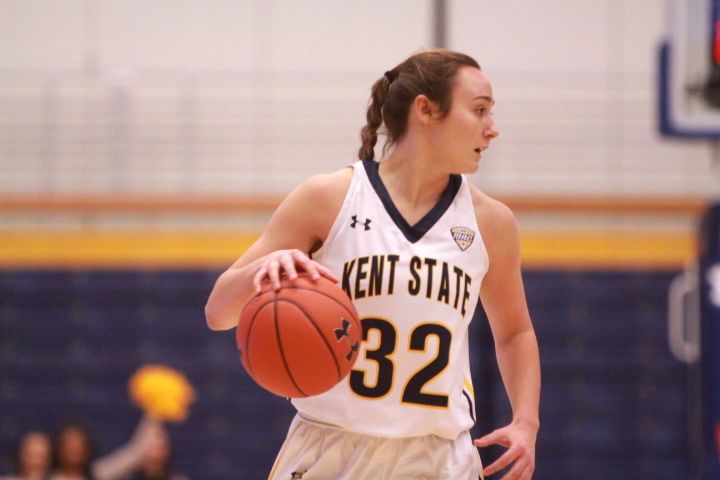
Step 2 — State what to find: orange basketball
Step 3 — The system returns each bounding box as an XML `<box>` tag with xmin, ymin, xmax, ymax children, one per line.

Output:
<box><xmin>236</xmin><ymin>273</ymin><xmax>361</xmax><ymax>398</ymax></box>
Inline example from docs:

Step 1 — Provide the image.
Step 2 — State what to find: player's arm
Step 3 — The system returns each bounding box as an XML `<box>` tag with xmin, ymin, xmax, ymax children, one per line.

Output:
<box><xmin>204</xmin><ymin>168</ymin><xmax>352</xmax><ymax>331</ymax></box>
<box><xmin>471</xmin><ymin>188</ymin><xmax>540</xmax><ymax>480</ymax></box>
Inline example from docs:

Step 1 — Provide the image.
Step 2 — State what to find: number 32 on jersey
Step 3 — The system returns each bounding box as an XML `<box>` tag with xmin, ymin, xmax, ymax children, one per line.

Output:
<box><xmin>349</xmin><ymin>317</ymin><xmax>452</xmax><ymax>408</ymax></box>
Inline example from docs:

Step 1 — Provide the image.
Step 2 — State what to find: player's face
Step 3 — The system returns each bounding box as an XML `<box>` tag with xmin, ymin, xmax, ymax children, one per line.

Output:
<box><xmin>430</xmin><ymin>66</ymin><xmax>499</xmax><ymax>174</ymax></box>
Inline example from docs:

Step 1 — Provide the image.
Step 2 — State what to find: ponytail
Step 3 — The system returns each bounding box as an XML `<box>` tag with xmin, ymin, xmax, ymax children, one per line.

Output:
<box><xmin>358</xmin><ymin>75</ymin><xmax>392</xmax><ymax>162</ymax></box>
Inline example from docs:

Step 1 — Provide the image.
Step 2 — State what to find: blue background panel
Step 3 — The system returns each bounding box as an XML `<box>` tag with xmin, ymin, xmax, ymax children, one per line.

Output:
<box><xmin>0</xmin><ymin>269</ymin><xmax>688</xmax><ymax>480</ymax></box>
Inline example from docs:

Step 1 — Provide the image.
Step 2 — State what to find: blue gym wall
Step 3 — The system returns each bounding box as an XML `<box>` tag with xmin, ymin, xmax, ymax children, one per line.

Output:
<box><xmin>0</xmin><ymin>269</ymin><xmax>688</xmax><ymax>480</ymax></box>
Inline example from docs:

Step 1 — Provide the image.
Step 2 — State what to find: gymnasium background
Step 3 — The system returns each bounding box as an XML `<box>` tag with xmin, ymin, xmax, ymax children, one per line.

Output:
<box><xmin>0</xmin><ymin>1</ymin><xmax>714</xmax><ymax>479</ymax></box>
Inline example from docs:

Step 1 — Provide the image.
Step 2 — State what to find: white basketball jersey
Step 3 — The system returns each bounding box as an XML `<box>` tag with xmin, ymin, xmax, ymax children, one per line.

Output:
<box><xmin>292</xmin><ymin>160</ymin><xmax>489</xmax><ymax>440</ymax></box>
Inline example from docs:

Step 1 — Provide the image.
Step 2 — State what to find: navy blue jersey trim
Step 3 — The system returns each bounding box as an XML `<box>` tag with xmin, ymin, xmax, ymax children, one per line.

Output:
<box><xmin>362</xmin><ymin>159</ymin><xmax>462</xmax><ymax>243</ymax></box>
<box><xmin>462</xmin><ymin>390</ymin><xmax>476</xmax><ymax>422</ymax></box>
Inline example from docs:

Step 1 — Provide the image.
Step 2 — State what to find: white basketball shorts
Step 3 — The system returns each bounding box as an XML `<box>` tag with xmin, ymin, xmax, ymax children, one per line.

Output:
<box><xmin>268</xmin><ymin>414</ymin><xmax>484</xmax><ymax>480</ymax></box>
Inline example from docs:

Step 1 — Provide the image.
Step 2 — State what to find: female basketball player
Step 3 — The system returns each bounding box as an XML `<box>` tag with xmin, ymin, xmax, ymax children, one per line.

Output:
<box><xmin>205</xmin><ymin>49</ymin><xmax>540</xmax><ymax>480</ymax></box>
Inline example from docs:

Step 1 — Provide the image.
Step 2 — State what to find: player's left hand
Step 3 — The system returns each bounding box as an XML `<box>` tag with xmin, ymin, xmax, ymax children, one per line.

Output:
<box><xmin>473</xmin><ymin>420</ymin><xmax>537</xmax><ymax>479</ymax></box>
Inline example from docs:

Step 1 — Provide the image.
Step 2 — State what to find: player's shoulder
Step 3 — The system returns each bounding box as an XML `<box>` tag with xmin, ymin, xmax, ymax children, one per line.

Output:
<box><xmin>266</xmin><ymin>165</ymin><xmax>354</xmax><ymax>247</ymax></box>
<box><xmin>465</xmin><ymin>185</ymin><xmax>522</xmax><ymax>269</ymax></box>
<box><xmin>281</xmin><ymin>165</ymin><xmax>354</xmax><ymax>222</ymax></box>
<box><xmin>290</xmin><ymin>165</ymin><xmax>353</xmax><ymax>211</ymax></box>
<box><xmin>298</xmin><ymin>165</ymin><xmax>354</xmax><ymax>199</ymax></box>
<box><xmin>467</xmin><ymin>183</ymin><xmax>517</xmax><ymax>229</ymax></box>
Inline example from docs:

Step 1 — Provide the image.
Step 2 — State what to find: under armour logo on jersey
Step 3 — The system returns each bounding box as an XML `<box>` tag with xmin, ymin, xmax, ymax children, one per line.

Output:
<box><xmin>451</xmin><ymin>226</ymin><xmax>475</xmax><ymax>251</ymax></box>
<box><xmin>334</xmin><ymin>318</ymin><xmax>359</xmax><ymax>362</ymax></box>
<box><xmin>351</xmin><ymin>215</ymin><xmax>372</xmax><ymax>231</ymax></box>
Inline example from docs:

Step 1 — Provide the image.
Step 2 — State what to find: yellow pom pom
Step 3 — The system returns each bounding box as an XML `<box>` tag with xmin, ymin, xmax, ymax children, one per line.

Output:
<box><xmin>129</xmin><ymin>365</ymin><xmax>195</xmax><ymax>422</ymax></box>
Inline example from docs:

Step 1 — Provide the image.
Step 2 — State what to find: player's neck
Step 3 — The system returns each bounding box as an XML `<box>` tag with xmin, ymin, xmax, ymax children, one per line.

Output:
<box><xmin>380</xmin><ymin>145</ymin><xmax>451</xmax><ymax>213</ymax></box>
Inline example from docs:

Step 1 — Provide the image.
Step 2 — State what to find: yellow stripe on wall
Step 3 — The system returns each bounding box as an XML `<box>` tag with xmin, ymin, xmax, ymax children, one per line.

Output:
<box><xmin>0</xmin><ymin>230</ymin><xmax>696</xmax><ymax>270</ymax></box>
<box><xmin>520</xmin><ymin>231</ymin><xmax>695</xmax><ymax>269</ymax></box>
<box><xmin>0</xmin><ymin>232</ymin><xmax>258</xmax><ymax>269</ymax></box>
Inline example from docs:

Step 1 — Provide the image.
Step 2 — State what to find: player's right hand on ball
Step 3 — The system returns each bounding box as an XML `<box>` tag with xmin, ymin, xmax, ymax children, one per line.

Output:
<box><xmin>253</xmin><ymin>249</ymin><xmax>338</xmax><ymax>293</ymax></box>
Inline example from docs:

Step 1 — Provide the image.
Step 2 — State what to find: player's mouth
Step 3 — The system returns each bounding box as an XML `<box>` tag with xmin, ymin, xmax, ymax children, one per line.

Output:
<box><xmin>473</xmin><ymin>146</ymin><xmax>490</xmax><ymax>163</ymax></box>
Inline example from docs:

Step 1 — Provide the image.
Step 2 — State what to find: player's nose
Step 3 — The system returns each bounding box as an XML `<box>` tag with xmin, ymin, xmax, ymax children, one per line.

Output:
<box><xmin>485</xmin><ymin>116</ymin><xmax>499</xmax><ymax>139</ymax></box>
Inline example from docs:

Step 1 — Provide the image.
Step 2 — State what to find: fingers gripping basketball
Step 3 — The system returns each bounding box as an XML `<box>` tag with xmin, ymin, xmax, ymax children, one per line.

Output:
<box><xmin>236</xmin><ymin>274</ymin><xmax>361</xmax><ymax>398</ymax></box>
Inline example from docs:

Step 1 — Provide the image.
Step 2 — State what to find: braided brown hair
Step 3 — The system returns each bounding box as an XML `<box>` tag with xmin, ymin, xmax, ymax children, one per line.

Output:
<box><xmin>357</xmin><ymin>49</ymin><xmax>480</xmax><ymax>162</ymax></box>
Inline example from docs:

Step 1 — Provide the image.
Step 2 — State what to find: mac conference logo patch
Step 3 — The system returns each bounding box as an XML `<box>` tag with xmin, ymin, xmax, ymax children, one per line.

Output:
<box><xmin>451</xmin><ymin>227</ymin><xmax>475</xmax><ymax>251</ymax></box>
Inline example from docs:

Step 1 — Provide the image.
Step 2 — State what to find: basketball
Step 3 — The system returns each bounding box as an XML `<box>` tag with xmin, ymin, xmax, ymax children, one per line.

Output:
<box><xmin>236</xmin><ymin>273</ymin><xmax>361</xmax><ymax>398</ymax></box>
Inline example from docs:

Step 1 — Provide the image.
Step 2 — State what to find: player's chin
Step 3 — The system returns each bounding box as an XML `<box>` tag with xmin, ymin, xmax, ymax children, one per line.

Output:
<box><xmin>448</xmin><ymin>156</ymin><xmax>480</xmax><ymax>175</ymax></box>
<box><xmin>464</xmin><ymin>158</ymin><xmax>481</xmax><ymax>174</ymax></box>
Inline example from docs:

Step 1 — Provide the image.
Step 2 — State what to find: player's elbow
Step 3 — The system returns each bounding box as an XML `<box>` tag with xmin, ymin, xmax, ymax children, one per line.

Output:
<box><xmin>205</xmin><ymin>301</ymin><xmax>233</xmax><ymax>331</ymax></box>
<box><xmin>204</xmin><ymin>302</ymin><xmax>220</xmax><ymax>330</ymax></box>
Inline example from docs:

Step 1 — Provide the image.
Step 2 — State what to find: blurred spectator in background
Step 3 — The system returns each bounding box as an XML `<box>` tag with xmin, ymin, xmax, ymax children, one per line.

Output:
<box><xmin>49</xmin><ymin>423</ymin><xmax>95</xmax><ymax>480</ymax></box>
<box><xmin>0</xmin><ymin>430</ymin><xmax>52</xmax><ymax>480</ymax></box>
<box><xmin>127</xmin><ymin>427</ymin><xmax>187</xmax><ymax>480</ymax></box>
<box><xmin>49</xmin><ymin>416</ymin><xmax>161</xmax><ymax>480</ymax></box>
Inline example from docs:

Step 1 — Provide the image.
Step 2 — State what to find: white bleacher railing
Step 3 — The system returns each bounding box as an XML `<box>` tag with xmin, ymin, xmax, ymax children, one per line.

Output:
<box><xmin>0</xmin><ymin>68</ymin><xmax>716</xmax><ymax>197</ymax></box>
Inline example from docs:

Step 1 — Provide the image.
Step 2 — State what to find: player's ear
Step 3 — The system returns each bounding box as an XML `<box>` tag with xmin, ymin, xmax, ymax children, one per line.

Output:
<box><xmin>412</xmin><ymin>94</ymin><xmax>440</xmax><ymax>125</ymax></box>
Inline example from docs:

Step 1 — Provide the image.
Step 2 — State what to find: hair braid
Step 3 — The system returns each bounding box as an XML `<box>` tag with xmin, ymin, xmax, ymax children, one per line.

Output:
<box><xmin>358</xmin><ymin>76</ymin><xmax>391</xmax><ymax>162</ymax></box>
